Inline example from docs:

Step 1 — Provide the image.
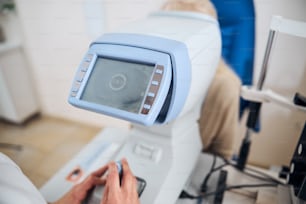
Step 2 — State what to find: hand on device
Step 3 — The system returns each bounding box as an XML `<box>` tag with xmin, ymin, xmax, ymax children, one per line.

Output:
<box><xmin>52</xmin><ymin>165</ymin><xmax>108</xmax><ymax>204</ymax></box>
<box><xmin>101</xmin><ymin>159</ymin><xmax>140</xmax><ymax>204</ymax></box>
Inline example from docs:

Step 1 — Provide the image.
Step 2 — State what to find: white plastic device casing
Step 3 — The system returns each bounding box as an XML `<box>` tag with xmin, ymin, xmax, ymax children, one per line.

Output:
<box><xmin>68</xmin><ymin>11</ymin><xmax>221</xmax><ymax>126</ymax></box>
<box><xmin>117</xmin><ymin>11</ymin><xmax>221</xmax><ymax>121</ymax></box>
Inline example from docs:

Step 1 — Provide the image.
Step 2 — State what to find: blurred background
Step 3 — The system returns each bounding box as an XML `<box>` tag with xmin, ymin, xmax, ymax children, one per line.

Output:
<box><xmin>0</xmin><ymin>0</ymin><xmax>305</xmax><ymax>187</ymax></box>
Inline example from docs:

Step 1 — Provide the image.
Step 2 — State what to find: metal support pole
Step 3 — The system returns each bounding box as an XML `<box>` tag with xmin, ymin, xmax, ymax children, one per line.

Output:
<box><xmin>237</xmin><ymin>30</ymin><xmax>277</xmax><ymax>170</ymax></box>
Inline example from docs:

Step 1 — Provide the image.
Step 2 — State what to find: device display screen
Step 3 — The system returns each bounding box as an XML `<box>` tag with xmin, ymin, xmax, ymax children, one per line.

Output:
<box><xmin>81</xmin><ymin>57</ymin><xmax>155</xmax><ymax>113</ymax></box>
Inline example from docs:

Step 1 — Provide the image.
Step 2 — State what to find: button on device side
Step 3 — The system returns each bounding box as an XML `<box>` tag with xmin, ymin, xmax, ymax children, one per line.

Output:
<box><xmin>72</xmin><ymin>82</ymin><xmax>81</xmax><ymax>92</ymax></box>
<box><xmin>151</xmin><ymin>81</ymin><xmax>159</xmax><ymax>86</ymax></box>
<box><xmin>85</xmin><ymin>54</ymin><xmax>94</xmax><ymax>62</ymax></box>
<box><xmin>70</xmin><ymin>92</ymin><xmax>77</xmax><ymax>97</ymax></box>
<box><xmin>81</xmin><ymin>61</ymin><xmax>91</xmax><ymax>71</ymax></box>
<box><xmin>76</xmin><ymin>71</ymin><xmax>86</xmax><ymax>82</ymax></box>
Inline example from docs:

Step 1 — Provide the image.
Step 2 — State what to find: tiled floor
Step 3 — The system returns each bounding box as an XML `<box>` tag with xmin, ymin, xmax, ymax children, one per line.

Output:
<box><xmin>0</xmin><ymin>116</ymin><xmax>101</xmax><ymax>188</ymax></box>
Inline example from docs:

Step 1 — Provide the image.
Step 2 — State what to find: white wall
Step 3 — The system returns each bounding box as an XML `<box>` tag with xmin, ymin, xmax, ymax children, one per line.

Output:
<box><xmin>14</xmin><ymin>0</ymin><xmax>306</xmax><ymax>166</ymax></box>
<box><xmin>234</xmin><ymin>0</ymin><xmax>306</xmax><ymax>167</ymax></box>
<box><xmin>103</xmin><ymin>0</ymin><xmax>165</xmax><ymax>31</ymax></box>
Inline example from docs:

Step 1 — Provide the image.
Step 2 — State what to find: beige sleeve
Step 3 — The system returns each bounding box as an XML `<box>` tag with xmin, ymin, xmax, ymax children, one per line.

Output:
<box><xmin>199</xmin><ymin>60</ymin><xmax>241</xmax><ymax>159</ymax></box>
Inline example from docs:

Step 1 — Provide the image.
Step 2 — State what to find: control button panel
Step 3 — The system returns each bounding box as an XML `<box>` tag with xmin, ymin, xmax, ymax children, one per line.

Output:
<box><xmin>133</xmin><ymin>142</ymin><xmax>162</xmax><ymax>163</ymax></box>
<box><xmin>141</xmin><ymin>65</ymin><xmax>164</xmax><ymax>115</ymax></box>
<box><xmin>70</xmin><ymin>54</ymin><xmax>93</xmax><ymax>97</ymax></box>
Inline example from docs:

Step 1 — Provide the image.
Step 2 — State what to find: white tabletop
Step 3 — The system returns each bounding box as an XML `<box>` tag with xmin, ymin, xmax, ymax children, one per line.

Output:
<box><xmin>40</xmin><ymin>128</ymin><xmax>280</xmax><ymax>204</ymax></box>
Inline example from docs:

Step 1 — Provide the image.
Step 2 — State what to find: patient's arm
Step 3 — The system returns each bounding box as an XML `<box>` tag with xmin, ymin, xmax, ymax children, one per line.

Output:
<box><xmin>199</xmin><ymin>60</ymin><xmax>241</xmax><ymax>158</ymax></box>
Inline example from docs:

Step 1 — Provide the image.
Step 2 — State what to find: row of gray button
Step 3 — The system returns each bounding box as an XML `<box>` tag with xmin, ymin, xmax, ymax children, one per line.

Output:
<box><xmin>71</xmin><ymin>54</ymin><xmax>93</xmax><ymax>97</ymax></box>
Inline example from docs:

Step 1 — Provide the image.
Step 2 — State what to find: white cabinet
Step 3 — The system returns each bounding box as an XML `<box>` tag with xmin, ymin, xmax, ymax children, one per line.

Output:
<box><xmin>0</xmin><ymin>12</ymin><xmax>39</xmax><ymax>123</ymax></box>
<box><xmin>0</xmin><ymin>46</ymin><xmax>39</xmax><ymax>123</ymax></box>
